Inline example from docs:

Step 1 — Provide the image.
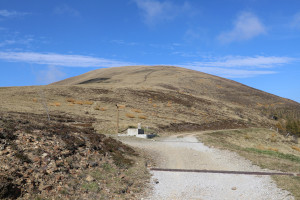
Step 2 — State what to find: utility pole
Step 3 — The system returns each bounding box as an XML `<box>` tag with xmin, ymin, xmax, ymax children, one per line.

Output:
<box><xmin>116</xmin><ymin>104</ymin><xmax>119</xmax><ymax>134</ymax></box>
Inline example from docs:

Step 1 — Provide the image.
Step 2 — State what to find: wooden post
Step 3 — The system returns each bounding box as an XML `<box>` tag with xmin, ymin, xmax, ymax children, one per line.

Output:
<box><xmin>116</xmin><ymin>104</ymin><xmax>119</xmax><ymax>134</ymax></box>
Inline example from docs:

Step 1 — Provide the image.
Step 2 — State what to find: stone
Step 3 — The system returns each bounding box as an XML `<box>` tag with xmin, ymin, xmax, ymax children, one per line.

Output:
<box><xmin>42</xmin><ymin>153</ymin><xmax>48</xmax><ymax>158</ymax></box>
<box><xmin>86</xmin><ymin>175</ymin><xmax>94</xmax><ymax>182</ymax></box>
<box><xmin>231</xmin><ymin>187</ymin><xmax>237</xmax><ymax>190</ymax></box>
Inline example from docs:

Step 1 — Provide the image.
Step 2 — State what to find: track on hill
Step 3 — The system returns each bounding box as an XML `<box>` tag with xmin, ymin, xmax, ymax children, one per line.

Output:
<box><xmin>121</xmin><ymin>134</ymin><xmax>294</xmax><ymax>200</ymax></box>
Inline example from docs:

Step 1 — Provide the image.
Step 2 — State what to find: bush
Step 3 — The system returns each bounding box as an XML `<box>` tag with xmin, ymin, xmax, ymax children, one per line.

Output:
<box><xmin>66</xmin><ymin>98</ymin><xmax>76</xmax><ymax>103</ymax></box>
<box><xmin>126</xmin><ymin>113</ymin><xmax>135</xmax><ymax>118</ymax></box>
<box><xmin>132</xmin><ymin>109</ymin><xmax>142</xmax><ymax>113</ymax></box>
<box><xmin>138</xmin><ymin>115</ymin><xmax>147</xmax><ymax>120</ymax></box>
<box><xmin>84</xmin><ymin>101</ymin><xmax>93</xmax><ymax>105</ymax></box>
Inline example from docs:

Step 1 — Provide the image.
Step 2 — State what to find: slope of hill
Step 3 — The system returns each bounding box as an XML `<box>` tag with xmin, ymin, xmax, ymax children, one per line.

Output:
<box><xmin>1</xmin><ymin>65</ymin><xmax>299</xmax><ymax>135</ymax></box>
<box><xmin>1</xmin><ymin>65</ymin><xmax>300</xmax><ymax>198</ymax></box>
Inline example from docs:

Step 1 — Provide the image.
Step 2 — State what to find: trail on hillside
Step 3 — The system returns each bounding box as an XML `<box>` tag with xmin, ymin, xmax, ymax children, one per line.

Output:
<box><xmin>122</xmin><ymin>135</ymin><xmax>294</xmax><ymax>200</ymax></box>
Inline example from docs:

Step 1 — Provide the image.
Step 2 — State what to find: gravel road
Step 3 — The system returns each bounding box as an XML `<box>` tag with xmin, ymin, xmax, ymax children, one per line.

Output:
<box><xmin>121</xmin><ymin>134</ymin><xmax>294</xmax><ymax>200</ymax></box>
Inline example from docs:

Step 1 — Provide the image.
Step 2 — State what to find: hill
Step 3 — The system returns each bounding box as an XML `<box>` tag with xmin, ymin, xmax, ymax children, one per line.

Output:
<box><xmin>1</xmin><ymin>65</ymin><xmax>299</xmax><ymax>134</ymax></box>
<box><xmin>1</xmin><ymin>65</ymin><xmax>300</xmax><ymax>199</ymax></box>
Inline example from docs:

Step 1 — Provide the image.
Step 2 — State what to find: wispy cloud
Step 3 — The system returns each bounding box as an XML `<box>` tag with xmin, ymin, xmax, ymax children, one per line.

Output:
<box><xmin>218</xmin><ymin>12</ymin><xmax>266</xmax><ymax>43</ymax></box>
<box><xmin>291</xmin><ymin>12</ymin><xmax>300</xmax><ymax>29</ymax></box>
<box><xmin>0</xmin><ymin>52</ymin><xmax>135</xmax><ymax>67</ymax></box>
<box><xmin>110</xmin><ymin>40</ymin><xmax>138</xmax><ymax>46</ymax></box>
<box><xmin>134</xmin><ymin>0</ymin><xmax>191</xmax><ymax>26</ymax></box>
<box><xmin>54</xmin><ymin>5</ymin><xmax>80</xmax><ymax>17</ymax></box>
<box><xmin>180</xmin><ymin>65</ymin><xmax>276</xmax><ymax>78</ymax></box>
<box><xmin>0</xmin><ymin>10</ymin><xmax>29</xmax><ymax>18</ymax></box>
<box><xmin>36</xmin><ymin>66</ymin><xmax>66</xmax><ymax>84</ymax></box>
<box><xmin>178</xmin><ymin>55</ymin><xmax>293</xmax><ymax>78</ymax></box>
<box><xmin>0</xmin><ymin>37</ymin><xmax>34</xmax><ymax>48</ymax></box>
<box><xmin>188</xmin><ymin>56</ymin><xmax>293</xmax><ymax>68</ymax></box>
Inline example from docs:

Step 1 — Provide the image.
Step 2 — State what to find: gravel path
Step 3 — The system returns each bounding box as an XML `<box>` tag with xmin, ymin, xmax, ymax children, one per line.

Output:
<box><xmin>122</xmin><ymin>134</ymin><xmax>294</xmax><ymax>200</ymax></box>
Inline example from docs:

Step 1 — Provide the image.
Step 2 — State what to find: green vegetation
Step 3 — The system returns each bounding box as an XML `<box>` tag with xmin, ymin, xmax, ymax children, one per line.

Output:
<box><xmin>82</xmin><ymin>182</ymin><xmax>99</xmax><ymax>192</ymax></box>
<box><xmin>286</xmin><ymin>119</ymin><xmax>300</xmax><ymax>136</ymax></box>
<box><xmin>244</xmin><ymin>148</ymin><xmax>300</xmax><ymax>163</ymax></box>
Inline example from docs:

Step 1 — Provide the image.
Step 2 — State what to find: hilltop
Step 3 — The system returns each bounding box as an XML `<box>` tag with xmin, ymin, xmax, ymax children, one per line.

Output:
<box><xmin>1</xmin><ymin>65</ymin><xmax>299</xmax><ymax>134</ymax></box>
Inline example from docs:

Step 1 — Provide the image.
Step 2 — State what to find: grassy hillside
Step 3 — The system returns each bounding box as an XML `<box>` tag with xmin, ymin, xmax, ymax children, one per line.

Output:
<box><xmin>1</xmin><ymin>65</ymin><xmax>299</xmax><ymax>135</ymax></box>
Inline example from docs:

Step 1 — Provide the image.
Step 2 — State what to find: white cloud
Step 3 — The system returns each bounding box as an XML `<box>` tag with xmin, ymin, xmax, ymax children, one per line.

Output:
<box><xmin>37</xmin><ymin>66</ymin><xmax>66</xmax><ymax>84</ymax></box>
<box><xmin>178</xmin><ymin>55</ymin><xmax>293</xmax><ymax>78</ymax></box>
<box><xmin>0</xmin><ymin>10</ymin><xmax>29</xmax><ymax>18</ymax></box>
<box><xmin>134</xmin><ymin>0</ymin><xmax>191</xmax><ymax>26</ymax></box>
<box><xmin>189</xmin><ymin>56</ymin><xmax>293</xmax><ymax>68</ymax></box>
<box><xmin>0</xmin><ymin>37</ymin><xmax>34</xmax><ymax>47</ymax></box>
<box><xmin>0</xmin><ymin>51</ymin><xmax>135</xmax><ymax>67</ymax></box>
<box><xmin>218</xmin><ymin>12</ymin><xmax>266</xmax><ymax>43</ymax></box>
<box><xmin>111</xmin><ymin>40</ymin><xmax>138</xmax><ymax>46</ymax></box>
<box><xmin>291</xmin><ymin>12</ymin><xmax>300</xmax><ymax>29</ymax></box>
<box><xmin>180</xmin><ymin>65</ymin><xmax>276</xmax><ymax>78</ymax></box>
<box><xmin>54</xmin><ymin>5</ymin><xmax>80</xmax><ymax>17</ymax></box>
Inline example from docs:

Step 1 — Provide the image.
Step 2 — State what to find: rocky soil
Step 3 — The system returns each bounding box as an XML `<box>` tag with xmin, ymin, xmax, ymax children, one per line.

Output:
<box><xmin>0</xmin><ymin>112</ymin><xmax>148</xmax><ymax>199</ymax></box>
<box><xmin>122</xmin><ymin>135</ymin><xmax>294</xmax><ymax>200</ymax></box>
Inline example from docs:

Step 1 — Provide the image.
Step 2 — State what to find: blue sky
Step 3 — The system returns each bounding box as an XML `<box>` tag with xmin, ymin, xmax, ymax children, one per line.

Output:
<box><xmin>0</xmin><ymin>0</ymin><xmax>299</xmax><ymax>102</ymax></box>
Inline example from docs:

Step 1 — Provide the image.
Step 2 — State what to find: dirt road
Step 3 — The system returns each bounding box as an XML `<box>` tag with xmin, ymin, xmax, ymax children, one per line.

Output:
<box><xmin>121</xmin><ymin>134</ymin><xmax>294</xmax><ymax>200</ymax></box>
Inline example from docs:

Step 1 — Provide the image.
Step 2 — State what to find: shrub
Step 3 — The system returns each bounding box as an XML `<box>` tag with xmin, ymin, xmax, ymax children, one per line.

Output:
<box><xmin>126</xmin><ymin>113</ymin><xmax>135</xmax><ymax>118</ymax></box>
<box><xmin>268</xmin><ymin>147</ymin><xmax>278</xmax><ymax>152</ymax></box>
<box><xmin>49</xmin><ymin>102</ymin><xmax>61</xmax><ymax>107</ymax></box>
<box><xmin>75</xmin><ymin>101</ymin><xmax>83</xmax><ymax>105</ymax></box>
<box><xmin>117</xmin><ymin>104</ymin><xmax>126</xmax><ymax>109</ymax></box>
<box><xmin>139</xmin><ymin>115</ymin><xmax>147</xmax><ymax>120</ymax></box>
<box><xmin>66</xmin><ymin>98</ymin><xmax>76</xmax><ymax>103</ymax></box>
<box><xmin>132</xmin><ymin>109</ymin><xmax>142</xmax><ymax>113</ymax></box>
<box><xmin>84</xmin><ymin>101</ymin><xmax>93</xmax><ymax>105</ymax></box>
<box><xmin>292</xmin><ymin>146</ymin><xmax>300</xmax><ymax>152</ymax></box>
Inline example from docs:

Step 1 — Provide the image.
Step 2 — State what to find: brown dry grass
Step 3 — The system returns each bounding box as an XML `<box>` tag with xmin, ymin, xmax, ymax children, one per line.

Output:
<box><xmin>292</xmin><ymin>146</ymin><xmax>300</xmax><ymax>152</ymax></box>
<box><xmin>75</xmin><ymin>101</ymin><xmax>84</xmax><ymax>105</ymax></box>
<box><xmin>117</xmin><ymin>104</ymin><xmax>126</xmax><ymax>109</ymax></box>
<box><xmin>167</xmin><ymin>101</ymin><xmax>172</xmax><ymax>107</ymax></box>
<box><xmin>126</xmin><ymin>113</ymin><xmax>135</xmax><ymax>118</ymax></box>
<box><xmin>0</xmin><ymin>65</ymin><xmax>299</xmax><ymax>136</ymax></box>
<box><xmin>95</xmin><ymin>106</ymin><xmax>107</xmax><ymax>111</ymax></box>
<box><xmin>197</xmin><ymin>128</ymin><xmax>300</xmax><ymax>199</ymax></box>
<box><xmin>66</xmin><ymin>98</ymin><xmax>76</xmax><ymax>103</ymax></box>
<box><xmin>49</xmin><ymin>102</ymin><xmax>61</xmax><ymax>107</ymax></box>
<box><xmin>138</xmin><ymin>115</ymin><xmax>147</xmax><ymax>120</ymax></box>
<box><xmin>132</xmin><ymin>109</ymin><xmax>142</xmax><ymax>113</ymax></box>
<box><xmin>84</xmin><ymin>101</ymin><xmax>93</xmax><ymax>105</ymax></box>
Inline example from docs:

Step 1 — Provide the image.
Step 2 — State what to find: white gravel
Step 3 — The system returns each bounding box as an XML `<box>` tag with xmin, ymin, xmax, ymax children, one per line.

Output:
<box><xmin>122</xmin><ymin>135</ymin><xmax>294</xmax><ymax>200</ymax></box>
